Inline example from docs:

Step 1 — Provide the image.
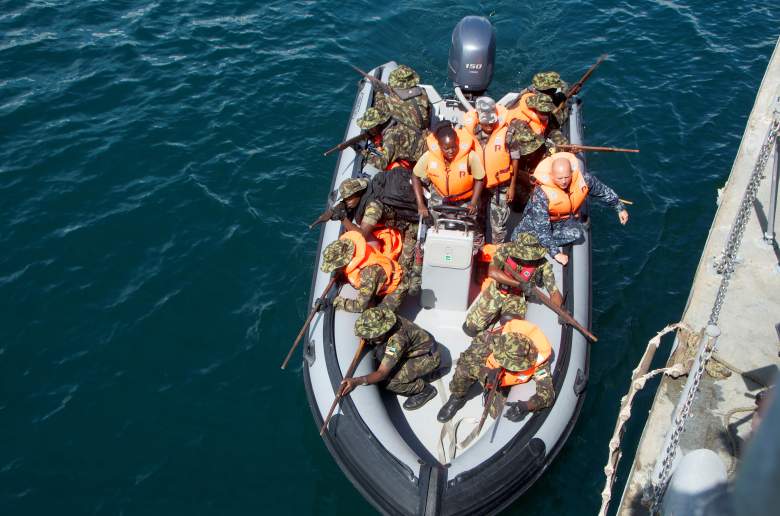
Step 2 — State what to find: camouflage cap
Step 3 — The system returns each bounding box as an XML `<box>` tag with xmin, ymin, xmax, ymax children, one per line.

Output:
<box><xmin>532</xmin><ymin>71</ymin><xmax>564</xmax><ymax>91</ymax></box>
<box><xmin>526</xmin><ymin>93</ymin><xmax>555</xmax><ymax>113</ymax></box>
<box><xmin>475</xmin><ymin>96</ymin><xmax>498</xmax><ymax>124</ymax></box>
<box><xmin>357</xmin><ymin>107</ymin><xmax>391</xmax><ymax>130</ymax></box>
<box><xmin>492</xmin><ymin>332</ymin><xmax>535</xmax><ymax>371</ymax></box>
<box><xmin>388</xmin><ymin>65</ymin><xmax>420</xmax><ymax>89</ymax></box>
<box><xmin>338</xmin><ymin>177</ymin><xmax>368</xmax><ymax>201</ymax></box>
<box><xmin>320</xmin><ymin>238</ymin><xmax>355</xmax><ymax>273</ymax></box>
<box><xmin>507</xmin><ymin>232</ymin><xmax>547</xmax><ymax>260</ymax></box>
<box><xmin>509</xmin><ymin>120</ymin><xmax>544</xmax><ymax>155</ymax></box>
<box><xmin>354</xmin><ymin>307</ymin><xmax>397</xmax><ymax>339</ymax></box>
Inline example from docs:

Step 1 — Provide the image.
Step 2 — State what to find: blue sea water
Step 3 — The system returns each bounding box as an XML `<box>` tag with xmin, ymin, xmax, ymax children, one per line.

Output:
<box><xmin>1</xmin><ymin>1</ymin><xmax>779</xmax><ymax>514</ymax></box>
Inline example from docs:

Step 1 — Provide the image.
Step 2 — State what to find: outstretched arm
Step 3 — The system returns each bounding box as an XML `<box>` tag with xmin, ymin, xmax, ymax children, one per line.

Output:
<box><xmin>584</xmin><ymin>171</ymin><xmax>628</xmax><ymax>224</ymax></box>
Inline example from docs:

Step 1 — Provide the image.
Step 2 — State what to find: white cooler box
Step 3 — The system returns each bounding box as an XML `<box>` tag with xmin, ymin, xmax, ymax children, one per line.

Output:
<box><xmin>420</xmin><ymin>219</ymin><xmax>474</xmax><ymax>311</ymax></box>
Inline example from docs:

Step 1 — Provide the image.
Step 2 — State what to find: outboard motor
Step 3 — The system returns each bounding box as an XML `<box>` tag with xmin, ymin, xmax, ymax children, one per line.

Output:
<box><xmin>447</xmin><ymin>16</ymin><xmax>496</xmax><ymax>97</ymax></box>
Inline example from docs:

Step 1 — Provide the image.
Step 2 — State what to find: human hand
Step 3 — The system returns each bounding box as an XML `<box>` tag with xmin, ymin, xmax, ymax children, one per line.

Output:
<box><xmin>554</xmin><ymin>253</ymin><xmax>569</xmax><ymax>266</ymax></box>
<box><xmin>418</xmin><ymin>205</ymin><xmax>430</xmax><ymax>220</ymax></box>
<box><xmin>330</xmin><ymin>202</ymin><xmax>347</xmax><ymax>221</ymax></box>
<box><xmin>505</xmin><ymin>401</ymin><xmax>530</xmax><ymax>422</ymax></box>
<box><xmin>466</xmin><ymin>203</ymin><xmax>478</xmax><ymax>216</ymax></box>
<box><xmin>505</xmin><ymin>188</ymin><xmax>515</xmax><ymax>204</ymax></box>
<box><xmin>618</xmin><ymin>209</ymin><xmax>629</xmax><ymax>225</ymax></box>
<box><xmin>339</xmin><ymin>377</ymin><xmax>361</xmax><ymax>396</ymax></box>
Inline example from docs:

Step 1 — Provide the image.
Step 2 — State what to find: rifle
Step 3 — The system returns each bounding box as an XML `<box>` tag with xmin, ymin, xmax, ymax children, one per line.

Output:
<box><xmin>280</xmin><ymin>276</ymin><xmax>338</xmax><ymax>369</ymax></box>
<box><xmin>504</xmin><ymin>267</ymin><xmax>598</xmax><ymax>342</ymax></box>
<box><xmin>323</xmin><ymin>130</ymin><xmax>371</xmax><ymax>157</ymax></box>
<box><xmin>554</xmin><ymin>143</ymin><xmax>639</xmax><ymax>154</ymax></box>
<box><xmin>477</xmin><ymin>368</ymin><xmax>504</xmax><ymax>435</ymax></box>
<box><xmin>320</xmin><ymin>338</ymin><xmax>368</xmax><ymax>436</ymax></box>
<box><xmin>350</xmin><ymin>64</ymin><xmax>402</xmax><ymax>101</ymax></box>
<box><xmin>551</xmin><ymin>54</ymin><xmax>608</xmax><ymax>116</ymax></box>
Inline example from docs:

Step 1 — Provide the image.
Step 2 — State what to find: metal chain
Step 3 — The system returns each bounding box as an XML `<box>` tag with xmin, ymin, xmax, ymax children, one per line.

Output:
<box><xmin>648</xmin><ymin>114</ymin><xmax>780</xmax><ymax>513</ymax></box>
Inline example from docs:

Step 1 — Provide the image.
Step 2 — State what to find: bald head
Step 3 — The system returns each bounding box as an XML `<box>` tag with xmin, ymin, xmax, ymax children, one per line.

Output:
<box><xmin>552</xmin><ymin>158</ymin><xmax>573</xmax><ymax>189</ymax></box>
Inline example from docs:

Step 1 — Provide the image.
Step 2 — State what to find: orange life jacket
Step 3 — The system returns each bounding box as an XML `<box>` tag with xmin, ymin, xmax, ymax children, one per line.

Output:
<box><xmin>485</xmin><ymin>319</ymin><xmax>552</xmax><ymax>387</ymax></box>
<box><xmin>371</xmin><ymin>226</ymin><xmax>403</xmax><ymax>261</ymax></box>
<box><xmin>504</xmin><ymin>92</ymin><xmax>548</xmax><ymax>135</ymax></box>
<box><xmin>423</xmin><ymin>128</ymin><xmax>475</xmax><ymax>201</ymax></box>
<box><xmin>340</xmin><ymin>231</ymin><xmax>402</xmax><ymax>295</ymax></box>
<box><xmin>463</xmin><ymin>107</ymin><xmax>512</xmax><ymax>189</ymax></box>
<box><xmin>532</xmin><ymin>152</ymin><xmax>589</xmax><ymax>222</ymax></box>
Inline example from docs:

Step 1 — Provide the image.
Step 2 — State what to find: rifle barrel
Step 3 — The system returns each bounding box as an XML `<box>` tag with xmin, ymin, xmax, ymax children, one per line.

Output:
<box><xmin>320</xmin><ymin>338</ymin><xmax>367</xmax><ymax>436</ymax></box>
<box><xmin>531</xmin><ymin>286</ymin><xmax>598</xmax><ymax>342</ymax></box>
<box><xmin>558</xmin><ymin>144</ymin><xmax>640</xmax><ymax>153</ymax></box>
<box><xmin>552</xmin><ymin>53</ymin><xmax>608</xmax><ymax>115</ymax></box>
<box><xmin>280</xmin><ymin>276</ymin><xmax>337</xmax><ymax>369</ymax></box>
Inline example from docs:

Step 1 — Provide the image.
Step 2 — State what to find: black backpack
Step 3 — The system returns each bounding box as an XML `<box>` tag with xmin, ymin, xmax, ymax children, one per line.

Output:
<box><xmin>356</xmin><ymin>167</ymin><xmax>419</xmax><ymax>225</ymax></box>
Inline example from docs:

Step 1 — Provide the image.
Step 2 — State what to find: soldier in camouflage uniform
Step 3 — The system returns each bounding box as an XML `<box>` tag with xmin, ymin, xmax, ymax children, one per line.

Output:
<box><xmin>357</xmin><ymin>107</ymin><xmax>426</xmax><ymax>173</ymax></box>
<box><xmin>462</xmin><ymin>232</ymin><xmax>563</xmax><ymax>336</ymax></box>
<box><xmin>374</xmin><ymin>64</ymin><xmax>430</xmax><ymax>131</ymax></box>
<box><xmin>332</xmin><ymin>177</ymin><xmax>423</xmax><ymax>296</ymax></box>
<box><xmin>338</xmin><ymin>307</ymin><xmax>440</xmax><ymax>410</ymax></box>
<box><xmin>511</xmin><ymin>155</ymin><xmax>629</xmax><ymax>266</ymax></box>
<box><xmin>437</xmin><ymin>327</ymin><xmax>555</xmax><ymax>423</ymax></box>
<box><xmin>320</xmin><ymin>237</ymin><xmax>408</xmax><ymax>313</ymax></box>
<box><xmin>523</xmin><ymin>92</ymin><xmax>569</xmax><ymax>147</ymax></box>
<box><xmin>530</xmin><ymin>71</ymin><xmax>570</xmax><ymax>145</ymax></box>
<box><xmin>506</xmin><ymin>119</ymin><xmax>548</xmax><ymax>215</ymax></box>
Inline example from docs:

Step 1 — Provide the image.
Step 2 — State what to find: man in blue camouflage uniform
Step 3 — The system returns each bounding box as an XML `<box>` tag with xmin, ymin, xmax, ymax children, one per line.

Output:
<box><xmin>512</xmin><ymin>155</ymin><xmax>629</xmax><ymax>266</ymax></box>
<box><xmin>462</xmin><ymin>232</ymin><xmax>563</xmax><ymax>336</ymax></box>
<box><xmin>338</xmin><ymin>307</ymin><xmax>440</xmax><ymax>410</ymax></box>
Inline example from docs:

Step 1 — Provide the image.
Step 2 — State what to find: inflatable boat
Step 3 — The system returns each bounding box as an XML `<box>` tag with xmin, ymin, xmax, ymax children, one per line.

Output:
<box><xmin>302</xmin><ymin>16</ymin><xmax>591</xmax><ymax>515</ymax></box>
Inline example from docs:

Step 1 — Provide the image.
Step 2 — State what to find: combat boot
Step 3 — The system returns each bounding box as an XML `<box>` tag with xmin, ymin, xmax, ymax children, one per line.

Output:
<box><xmin>437</xmin><ymin>395</ymin><xmax>467</xmax><ymax>422</ymax></box>
<box><xmin>403</xmin><ymin>384</ymin><xmax>437</xmax><ymax>410</ymax></box>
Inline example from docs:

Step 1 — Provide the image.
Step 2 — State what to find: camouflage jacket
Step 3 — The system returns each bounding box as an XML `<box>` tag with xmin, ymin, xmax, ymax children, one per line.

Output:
<box><xmin>517</xmin><ymin>171</ymin><xmax>625</xmax><ymax>256</ymax></box>
<box><xmin>365</xmin><ymin>121</ymin><xmax>426</xmax><ymax>171</ymax></box>
<box><xmin>378</xmin><ymin>315</ymin><xmax>435</xmax><ymax>369</ymax></box>
<box><xmin>374</xmin><ymin>90</ymin><xmax>430</xmax><ymax>131</ymax></box>
<box><xmin>333</xmin><ymin>264</ymin><xmax>386</xmax><ymax>313</ymax></box>
<box><xmin>491</xmin><ymin>243</ymin><xmax>558</xmax><ymax>295</ymax></box>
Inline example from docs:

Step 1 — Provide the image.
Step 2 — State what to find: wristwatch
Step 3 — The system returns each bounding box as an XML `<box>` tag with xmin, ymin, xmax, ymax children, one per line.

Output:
<box><xmin>361</xmin><ymin>377</ymin><xmax>369</xmax><ymax>386</ymax></box>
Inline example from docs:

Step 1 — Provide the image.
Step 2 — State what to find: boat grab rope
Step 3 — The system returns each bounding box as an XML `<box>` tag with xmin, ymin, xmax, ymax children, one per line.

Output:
<box><xmin>646</xmin><ymin>113</ymin><xmax>780</xmax><ymax>513</ymax></box>
<box><xmin>597</xmin><ymin>322</ymin><xmax>693</xmax><ymax>516</ymax></box>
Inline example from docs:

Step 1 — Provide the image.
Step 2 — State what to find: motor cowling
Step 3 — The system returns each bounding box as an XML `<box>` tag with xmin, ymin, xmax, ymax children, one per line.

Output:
<box><xmin>447</xmin><ymin>16</ymin><xmax>496</xmax><ymax>95</ymax></box>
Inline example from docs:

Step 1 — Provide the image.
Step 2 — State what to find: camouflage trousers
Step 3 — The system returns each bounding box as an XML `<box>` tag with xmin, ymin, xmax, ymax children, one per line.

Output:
<box><xmin>487</xmin><ymin>184</ymin><xmax>511</xmax><ymax>244</ymax></box>
<box><xmin>550</xmin><ymin>218</ymin><xmax>584</xmax><ymax>248</ymax></box>
<box><xmin>429</xmin><ymin>189</ymin><xmax>485</xmax><ymax>253</ymax></box>
<box><xmin>463</xmin><ymin>280</ymin><xmax>527</xmax><ymax>334</ymax></box>
<box><xmin>383</xmin><ymin>348</ymin><xmax>441</xmax><ymax>396</ymax></box>
<box><xmin>449</xmin><ymin>332</ymin><xmax>555</xmax><ymax>413</ymax></box>
<box><xmin>397</xmin><ymin>223</ymin><xmax>423</xmax><ymax>296</ymax></box>
<box><xmin>378</xmin><ymin>278</ymin><xmax>409</xmax><ymax>313</ymax></box>
<box><xmin>510</xmin><ymin>217</ymin><xmax>583</xmax><ymax>247</ymax></box>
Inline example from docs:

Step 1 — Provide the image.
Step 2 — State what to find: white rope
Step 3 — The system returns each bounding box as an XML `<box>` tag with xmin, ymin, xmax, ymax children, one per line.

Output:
<box><xmin>597</xmin><ymin>323</ymin><xmax>693</xmax><ymax>516</ymax></box>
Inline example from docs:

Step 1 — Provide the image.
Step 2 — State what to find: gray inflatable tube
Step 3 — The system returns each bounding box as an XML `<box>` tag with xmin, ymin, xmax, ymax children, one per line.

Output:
<box><xmin>303</xmin><ymin>63</ymin><xmax>590</xmax><ymax>516</ymax></box>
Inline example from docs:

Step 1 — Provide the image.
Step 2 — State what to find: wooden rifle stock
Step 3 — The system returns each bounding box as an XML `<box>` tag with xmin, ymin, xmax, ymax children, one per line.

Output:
<box><xmin>350</xmin><ymin>64</ymin><xmax>401</xmax><ymax>101</ymax></box>
<box><xmin>555</xmin><ymin>144</ymin><xmax>639</xmax><ymax>154</ymax></box>
<box><xmin>280</xmin><ymin>276</ymin><xmax>338</xmax><ymax>369</ymax></box>
<box><xmin>531</xmin><ymin>285</ymin><xmax>598</xmax><ymax>342</ymax></box>
<box><xmin>320</xmin><ymin>338</ymin><xmax>367</xmax><ymax>436</ymax></box>
<box><xmin>477</xmin><ymin>368</ymin><xmax>503</xmax><ymax>435</ymax></box>
<box><xmin>323</xmin><ymin>131</ymin><xmax>370</xmax><ymax>157</ymax></box>
<box><xmin>503</xmin><ymin>266</ymin><xmax>597</xmax><ymax>342</ymax></box>
<box><xmin>551</xmin><ymin>53</ymin><xmax>608</xmax><ymax>116</ymax></box>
